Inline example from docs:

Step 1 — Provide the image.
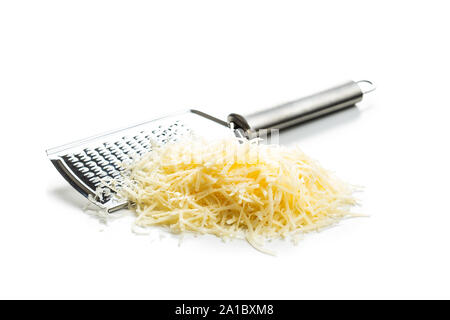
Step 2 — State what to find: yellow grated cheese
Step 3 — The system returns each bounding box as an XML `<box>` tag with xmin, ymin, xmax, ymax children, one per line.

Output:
<box><xmin>113</xmin><ymin>137</ymin><xmax>359</xmax><ymax>253</ymax></box>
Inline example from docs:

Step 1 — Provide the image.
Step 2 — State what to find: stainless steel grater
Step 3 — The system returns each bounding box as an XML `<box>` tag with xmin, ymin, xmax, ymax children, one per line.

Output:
<box><xmin>47</xmin><ymin>80</ymin><xmax>375</xmax><ymax>212</ymax></box>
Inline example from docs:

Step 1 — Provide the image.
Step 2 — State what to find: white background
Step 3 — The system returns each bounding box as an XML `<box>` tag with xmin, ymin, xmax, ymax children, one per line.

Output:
<box><xmin>1</xmin><ymin>1</ymin><xmax>449</xmax><ymax>300</ymax></box>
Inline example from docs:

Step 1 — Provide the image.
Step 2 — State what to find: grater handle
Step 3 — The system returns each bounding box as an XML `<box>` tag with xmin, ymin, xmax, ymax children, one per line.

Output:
<box><xmin>227</xmin><ymin>80</ymin><xmax>375</xmax><ymax>135</ymax></box>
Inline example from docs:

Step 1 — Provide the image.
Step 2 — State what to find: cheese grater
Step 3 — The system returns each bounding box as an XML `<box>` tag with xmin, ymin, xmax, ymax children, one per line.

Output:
<box><xmin>47</xmin><ymin>80</ymin><xmax>375</xmax><ymax>212</ymax></box>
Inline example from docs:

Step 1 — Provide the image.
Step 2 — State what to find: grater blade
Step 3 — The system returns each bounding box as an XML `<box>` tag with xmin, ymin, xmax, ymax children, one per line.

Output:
<box><xmin>46</xmin><ymin>110</ymin><xmax>233</xmax><ymax>213</ymax></box>
<box><xmin>48</xmin><ymin>81</ymin><xmax>374</xmax><ymax>213</ymax></box>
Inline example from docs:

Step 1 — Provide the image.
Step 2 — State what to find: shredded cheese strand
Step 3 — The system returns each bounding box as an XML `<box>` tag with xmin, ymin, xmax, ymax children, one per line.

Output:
<box><xmin>113</xmin><ymin>137</ymin><xmax>359</xmax><ymax>252</ymax></box>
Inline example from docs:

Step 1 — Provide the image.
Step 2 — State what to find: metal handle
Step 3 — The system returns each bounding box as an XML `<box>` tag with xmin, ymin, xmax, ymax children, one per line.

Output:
<box><xmin>228</xmin><ymin>80</ymin><xmax>375</xmax><ymax>134</ymax></box>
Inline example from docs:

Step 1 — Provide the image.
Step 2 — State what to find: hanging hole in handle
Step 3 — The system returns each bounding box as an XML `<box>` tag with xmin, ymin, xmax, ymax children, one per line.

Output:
<box><xmin>357</xmin><ymin>80</ymin><xmax>376</xmax><ymax>94</ymax></box>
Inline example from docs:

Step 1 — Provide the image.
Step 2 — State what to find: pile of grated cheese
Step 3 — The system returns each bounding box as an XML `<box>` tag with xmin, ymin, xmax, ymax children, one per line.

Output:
<box><xmin>114</xmin><ymin>137</ymin><xmax>359</xmax><ymax>252</ymax></box>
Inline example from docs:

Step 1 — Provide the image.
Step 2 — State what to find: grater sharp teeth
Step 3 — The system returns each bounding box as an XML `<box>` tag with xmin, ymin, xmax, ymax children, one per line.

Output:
<box><xmin>47</xmin><ymin>110</ymin><xmax>233</xmax><ymax>213</ymax></box>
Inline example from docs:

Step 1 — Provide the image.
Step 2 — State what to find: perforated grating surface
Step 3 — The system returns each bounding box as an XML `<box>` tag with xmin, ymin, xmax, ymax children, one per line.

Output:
<box><xmin>60</xmin><ymin>121</ymin><xmax>191</xmax><ymax>203</ymax></box>
<box><xmin>47</xmin><ymin>111</ymin><xmax>232</xmax><ymax>212</ymax></box>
